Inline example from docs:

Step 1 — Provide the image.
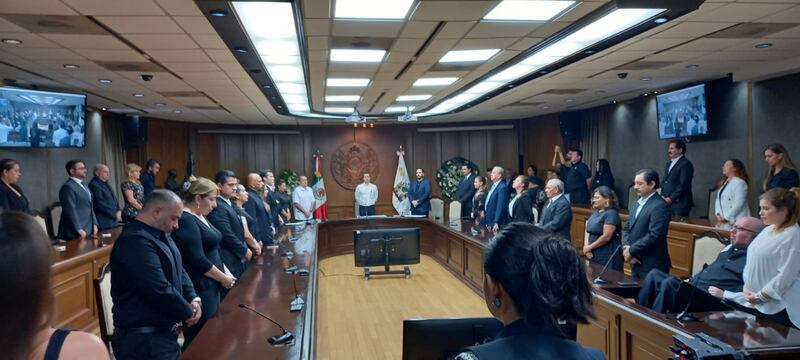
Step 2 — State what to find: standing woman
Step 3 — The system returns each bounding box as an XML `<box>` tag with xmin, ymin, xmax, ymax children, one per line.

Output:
<box><xmin>172</xmin><ymin>177</ymin><xmax>236</xmax><ymax>348</ymax></box>
<box><xmin>275</xmin><ymin>179</ymin><xmax>292</xmax><ymax>224</ymax></box>
<box><xmin>509</xmin><ymin>175</ymin><xmax>534</xmax><ymax>223</ymax></box>
<box><xmin>120</xmin><ymin>163</ymin><xmax>144</xmax><ymax>223</ymax></box>
<box><xmin>763</xmin><ymin>144</ymin><xmax>799</xmax><ymax>192</ymax></box>
<box><xmin>743</xmin><ymin>187</ymin><xmax>800</xmax><ymax>328</ymax></box>
<box><xmin>232</xmin><ymin>184</ymin><xmax>262</xmax><ymax>256</ymax></box>
<box><xmin>471</xmin><ymin>176</ymin><xmax>488</xmax><ymax>224</ymax></box>
<box><xmin>583</xmin><ymin>186</ymin><xmax>623</xmax><ymax>271</ymax></box>
<box><xmin>715</xmin><ymin>159</ymin><xmax>750</xmax><ymax>230</ymax></box>
<box><xmin>0</xmin><ymin>158</ymin><xmax>29</xmax><ymax>212</ymax></box>
<box><xmin>591</xmin><ymin>159</ymin><xmax>615</xmax><ymax>192</ymax></box>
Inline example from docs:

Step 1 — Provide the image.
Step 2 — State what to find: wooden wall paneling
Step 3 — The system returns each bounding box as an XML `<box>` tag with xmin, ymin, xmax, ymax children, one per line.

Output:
<box><xmin>620</xmin><ymin>313</ymin><xmax>675</xmax><ymax>360</ymax></box>
<box><xmin>447</xmin><ymin>235</ymin><xmax>464</xmax><ymax>272</ymax></box>
<box><xmin>411</xmin><ymin>131</ymin><xmax>441</xmax><ymax>197</ymax></box>
<box><xmin>440</xmin><ymin>131</ymin><xmax>469</xmax><ymax>163</ymax></box>
<box><xmin>155</xmin><ymin>121</ymin><xmax>189</xmax><ymax>184</ymax></box>
<box><xmin>220</xmin><ymin>135</ymin><xmax>246</xmax><ymax>177</ymax></box>
<box><xmin>468</xmin><ymin>131</ymin><xmax>488</xmax><ymax>173</ymax></box>
<box><xmin>577</xmin><ymin>300</ymin><xmax>619</xmax><ymax>360</ymax></box>
<box><xmin>195</xmin><ymin>133</ymin><xmax>220</xmax><ymax>178</ymax></box>
<box><xmin>274</xmin><ymin>134</ymin><xmax>305</xmax><ymax>177</ymax></box>
<box><xmin>252</xmin><ymin>135</ymin><xmax>276</xmax><ymax>173</ymax></box>
<box><xmin>488</xmin><ymin>129</ymin><xmax>518</xmax><ymax>173</ymax></box>
<box><xmin>52</xmin><ymin>262</ymin><xmax>95</xmax><ymax>331</ymax></box>
<box><xmin>522</xmin><ymin>115</ymin><xmax>563</xmax><ymax>175</ymax></box>
<box><xmin>464</xmin><ymin>242</ymin><xmax>484</xmax><ymax>290</ymax></box>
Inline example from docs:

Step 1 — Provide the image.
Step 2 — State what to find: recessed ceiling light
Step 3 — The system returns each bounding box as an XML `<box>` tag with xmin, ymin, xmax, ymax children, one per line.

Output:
<box><xmin>209</xmin><ymin>9</ymin><xmax>227</xmax><ymax>17</ymax></box>
<box><xmin>385</xmin><ymin>106</ymin><xmax>416</xmax><ymax>113</ymax></box>
<box><xmin>330</xmin><ymin>49</ymin><xmax>386</xmax><ymax>62</ymax></box>
<box><xmin>334</xmin><ymin>0</ymin><xmax>414</xmax><ymax>20</ymax></box>
<box><xmin>755</xmin><ymin>43</ymin><xmax>772</xmax><ymax>49</ymax></box>
<box><xmin>98</xmin><ymin>79</ymin><xmax>112</xmax><ymax>84</ymax></box>
<box><xmin>63</xmin><ymin>64</ymin><xmax>80</xmax><ymax>69</ymax></box>
<box><xmin>326</xmin><ymin>95</ymin><xmax>361</xmax><ymax>102</ymax></box>
<box><xmin>611</xmin><ymin>100</ymin><xmax>617</xmax><ymax>104</ymax></box>
<box><xmin>653</xmin><ymin>91</ymin><xmax>659</xmax><ymax>94</ymax></box>
<box><xmin>396</xmin><ymin>94</ymin><xmax>432</xmax><ymax>102</ymax></box>
<box><xmin>483</xmin><ymin>0</ymin><xmax>575</xmax><ymax>21</ymax></box>
<box><xmin>566</xmin><ymin>99</ymin><xmax>574</xmax><ymax>103</ymax></box>
<box><xmin>640</xmin><ymin>77</ymin><xmax>652</xmax><ymax>81</ymax></box>
<box><xmin>413</xmin><ymin>77</ymin><xmax>459</xmax><ymax>87</ymax></box>
<box><xmin>541</xmin><ymin>105</ymin><xmax>550</xmax><ymax>109</ymax></box>
<box><xmin>133</xmin><ymin>93</ymin><xmax>144</xmax><ymax>97</ymax></box>
<box><xmin>234</xmin><ymin>47</ymin><xmax>248</xmax><ymax>53</ymax></box>
<box><xmin>155</xmin><ymin>103</ymin><xmax>166</xmax><ymax>106</ymax></box>
<box><xmin>686</xmin><ymin>64</ymin><xmax>700</xmax><ymax>69</ymax></box>
<box><xmin>1</xmin><ymin>38</ymin><xmax>22</xmax><ymax>45</ymax></box>
<box><xmin>654</xmin><ymin>17</ymin><xmax>668</xmax><ymax>24</ymax></box>
<box><xmin>439</xmin><ymin>49</ymin><xmax>501</xmax><ymax>63</ymax></box>
<box><xmin>643</xmin><ymin>93</ymin><xmax>649</xmax><ymax>97</ymax></box>
<box><xmin>327</xmin><ymin>78</ymin><xmax>370</xmax><ymax>87</ymax></box>
<box><xmin>101</xmin><ymin>107</ymin><xmax>107</xmax><ymax>111</ymax></box>
<box><xmin>325</xmin><ymin>106</ymin><xmax>355</xmax><ymax>113</ymax></box>
<box><xmin>174</xmin><ymin>109</ymin><xmax>183</xmax><ymax>113</ymax></box>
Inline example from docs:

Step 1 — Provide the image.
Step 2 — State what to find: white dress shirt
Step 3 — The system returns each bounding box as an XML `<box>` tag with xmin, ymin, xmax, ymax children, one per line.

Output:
<box><xmin>292</xmin><ymin>186</ymin><xmax>316</xmax><ymax>221</ymax></box>
<box><xmin>743</xmin><ymin>224</ymin><xmax>800</xmax><ymax>327</ymax></box>
<box><xmin>667</xmin><ymin>155</ymin><xmax>684</xmax><ymax>174</ymax></box>
<box><xmin>546</xmin><ymin>193</ymin><xmax>563</xmax><ymax>208</ymax></box>
<box><xmin>355</xmin><ymin>182</ymin><xmax>378</xmax><ymax>207</ymax></box>
<box><xmin>508</xmin><ymin>194</ymin><xmax>519</xmax><ymax>217</ymax></box>
<box><xmin>634</xmin><ymin>192</ymin><xmax>657</xmax><ymax>219</ymax></box>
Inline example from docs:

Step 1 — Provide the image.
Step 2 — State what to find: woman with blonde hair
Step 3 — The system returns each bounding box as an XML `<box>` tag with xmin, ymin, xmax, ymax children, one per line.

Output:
<box><xmin>763</xmin><ymin>144</ymin><xmax>799</xmax><ymax>192</ymax></box>
<box><xmin>120</xmin><ymin>163</ymin><xmax>144</xmax><ymax>223</ymax></box>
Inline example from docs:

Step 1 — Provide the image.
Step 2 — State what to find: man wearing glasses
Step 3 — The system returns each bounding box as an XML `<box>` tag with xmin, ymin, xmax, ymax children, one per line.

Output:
<box><xmin>637</xmin><ymin>216</ymin><xmax>765</xmax><ymax>313</ymax></box>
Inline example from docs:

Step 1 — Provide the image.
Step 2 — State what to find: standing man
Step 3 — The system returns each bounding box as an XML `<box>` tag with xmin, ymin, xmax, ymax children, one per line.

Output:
<box><xmin>140</xmin><ymin>159</ymin><xmax>161</xmax><ymax>197</ymax></box>
<box><xmin>537</xmin><ymin>179</ymin><xmax>572</xmax><ymax>240</ymax></box>
<box><xmin>565</xmin><ymin>149</ymin><xmax>592</xmax><ymax>205</ymax></box>
<box><xmin>662</xmin><ymin>139</ymin><xmax>694</xmax><ymax>217</ymax></box>
<box><xmin>88</xmin><ymin>163</ymin><xmax>121</xmax><ymax>230</ymax></box>
<box><xmin>457</xmin><ymin>165</ymin><xmax>476</xmax><ymax>218</ymax></box>
<box><xmin>408</xmin><ymin>168</ymin><xmax>432</xmax><ymax>216</ymax></box>
<box><xmin>355</xmin><ymin>173</ymin><xmax>378</xmax><ymax>216</ymax></box>
<box><xmin>261</xmin><ymin>169</ymin><xmax>282</xmax><ymax>227</ymax></box>
<box><xmin>243</xmin><ymin>173</ymin><xmax>274</xmax><ymax>245</ymax></box>
<box><xmin>207</xmin><ymin>170</ymin><xmax>250</xmax><ymax>278</ymax></box>
<box><xmin>622</xmin><ymin>169</ymin><xmax>672</xmax><ymax>279</ymax></box>
<box><xmin>110</xmin><ymin>190</ymin><xmax>201</xmax><ymax>360</ymax></box>
<box><xmin>292</xmin><ymin>175</ymin><xmax>316</xmax><ymax>221</ymax></box>
<box><xmin>58</xmin><ymin>159</ymin><xmax>98</xmax><ymax>240</ymax></box>
<box><xmin>483</xmin><ymin>166</ymin><xmax>510</xmax><ymax>233</ymax></box>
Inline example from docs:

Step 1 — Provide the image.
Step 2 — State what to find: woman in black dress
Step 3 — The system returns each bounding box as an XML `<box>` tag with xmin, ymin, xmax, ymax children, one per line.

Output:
<box><xmin>509</xmin><ymin>175</ymin><xmax>534</xmax><ymax>223</ymax></box>
<box><xmin>0</xmin><ymin>158</ymin><xmax>29</xmax><ymax>212</ymax></box>
<box><xmin>471</xmin><ymin>176</ymin><xmax>488</xmax><ymax>224</ymax></box>
<box><xmin>275</xmin><ymin>179</ymin><xmax>292</xmax><ymax>223</ymax></box>
<box><xmin>763</xmin><ymin>144</ymin><xmax>799</xmax><ymax>192</ymax></box>
<box><xmin>583</xmin><ymin>186</ymin><xmax>623</xmax><ymax>271</ymax></box>
<box><xmin>591</xmin><ymin>158</ymin><xmax>615</xmax><ymax>192</ymax></box>
<box><xmin>172</xmin><ymin>177</ymin><xmax>236</xmax><ymax>348</ymax></box>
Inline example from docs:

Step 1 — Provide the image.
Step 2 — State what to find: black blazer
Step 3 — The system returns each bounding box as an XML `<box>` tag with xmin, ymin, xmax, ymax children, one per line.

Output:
<box><xmin>243</xmin><ymin>188</ymin><xmax>273</xmax><ymax>244</ymax></box>
<box><xmin>0</xmin><ymin>181</ymin><xmax>29</xmax><ymax>212</ymax></box>
<box><xmin>622</xmin><ymin>194</ymin><xmax>672</xmax><ymax>278</ymax></box>
<box><xmin>110</xmin><ymin>219</ymin><xmax>197</xmax><ymax>328</ymax></box>
<box><xmin>537</xmin><ymin>195</ymin><xmax>572</xmax><ymax>240</ymax></box>
<box><xmin>591</xmin><ymin>172</ymin><xmax>615</xmax><ymax>192</ymax></box>
<box><xmin>456</xmin><ymin>173</ymin><xmax>476</xmax><ymax>215</ymax></box>
<box><xmin>509</xmin><ymin>192</ymin><xmax>534</xmax><ymax>223</ymax></box>
<box><xmin>172</xmin><ymin>212</ymin><xmax>224</xmax><ymax>292</ymax></box>
<box><xmin>88</xmin><ymin>177</ymin><xmax>119</xmax><ymax>230</ymax></box>
<box><xmin>207</xmin><ymin>198</ymin><xmax>248</xmax><ymax>277</ymax></box>
<box><xmin>57</xmin><ymin>179</ymin><xmax>97</xmax><ymax>239</ymax></box>
<box><xmin>662</xmin><ymin>156</ymin><xmax>694</xmax><ymax>215</ymax></box>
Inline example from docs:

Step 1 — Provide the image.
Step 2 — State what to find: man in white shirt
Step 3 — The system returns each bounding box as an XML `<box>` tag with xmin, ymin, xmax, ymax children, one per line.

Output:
<box><xmin>292</xmin><ymin>175</ymin><xmax>316</xmax><ymax>221</ymax></box>
<box><xmin>355</xmin><ymin>173</ymin><xmax>378</xmax><ymax>217</ymax></box>
<box><xmin>52</xmin><ymin>122</ymin><xmax>68</xmax><ymax>146</ymax></box>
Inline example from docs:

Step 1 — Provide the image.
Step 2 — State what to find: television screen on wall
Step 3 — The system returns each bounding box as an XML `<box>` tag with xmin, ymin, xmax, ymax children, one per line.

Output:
<box><xmin>656</xmin><ymin>84</ymin><xmax>708</xmax><ymax>140</ymax></box>
<box><xmin>0</xmin><ymin>86</ymin><xmax>87</xmax><ymax>148</ymax></box>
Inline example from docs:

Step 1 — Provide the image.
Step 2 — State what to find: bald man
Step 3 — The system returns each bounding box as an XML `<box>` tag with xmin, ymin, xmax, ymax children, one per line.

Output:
<box><xmin>88</xmin><ymin>163</ymin><xmax>121</xmax><ymax>230</ymax></box>
<box><xmin>637</xmin><ymin>216</ymin><xmax>765</xmax><ymax>313</ymax></box>
<box><xmin>243</xmin><ymin>173</ymin><xmax>274</xmax><ymax>245</ymax></box>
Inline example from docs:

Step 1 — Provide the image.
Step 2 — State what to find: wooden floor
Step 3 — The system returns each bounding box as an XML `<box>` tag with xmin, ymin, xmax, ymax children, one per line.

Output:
<box><xmin>317</xmin><ymin>254</ymin><xmax>491</xmax><ymax>360</ymax></box>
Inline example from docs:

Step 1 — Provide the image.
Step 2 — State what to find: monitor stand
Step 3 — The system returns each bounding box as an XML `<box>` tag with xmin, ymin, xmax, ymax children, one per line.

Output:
<box><xmin>363</xmin><ymin>237</ymin><xmax>412</xmax><ymax>280</ymax></box>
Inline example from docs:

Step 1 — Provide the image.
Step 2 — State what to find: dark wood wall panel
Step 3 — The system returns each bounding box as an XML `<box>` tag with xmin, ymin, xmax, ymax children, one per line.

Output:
<box><xmin>195</xmin><ymin>133</ymin><xmax>220</xmax><ymax>179</ymax></box>
<box><xmin>488</xmin><ymin>129</ymin><xmax>519</xmax><ymax>172</ymax></box>
<box><xmin>468</xmin><ymin>131</ymin><xmax>488</xmax><ymax>173</ymax></box>
<box><xmin>251</xmin><ymin>135</ymin><xmax>275</xmax><ymax>173</ymax></box>
<box><xmin>522</xmin><ymin>114</ymin><xmax>563</xmax><ymax>175</ymax></box>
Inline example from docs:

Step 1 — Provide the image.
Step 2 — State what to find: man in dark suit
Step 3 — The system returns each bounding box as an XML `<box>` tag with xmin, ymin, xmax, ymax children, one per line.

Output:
<box><xmin>408</xmin><ymin>168</ymin><xmax>432</xmax><ymax>216</ymax></box>
<box><xmin>58</xmin><ymin>159</ymin><xmax>98</xmax><ymax>240</ymax></box>
<box><xmin>88</xmin><ymin>163</ymin><xmax>121</xmax><ymax>231</ymax></box>
<box><xmin>662</xmin><ymin>139</ymin><xmax>694</xmax><ymax>217</ymax></box>
<box><xmin>243</xmin><ymin>173</ymin><xmax>273</xmax><ymax>245</ymax></box>
<box><xmin>456</xmin><ymin>164</ymin><xmax>476</xmax><ymax>218</ymax></box>
<box><xmin>140</xmin><ymin>158</ymin><xmax>161</xmax><ymax>197</ymax></box>
<box><xmin>261</xmin><ymin>169</ymin><xmax>282</xmax><ymax>228</ymax></box>
<box><xmin>484</xmin><ymin>166</ymin><xmax>510</xmax><ymax>233</ymax></box>
<box><xmin>207</xmin><ymin>170</ymin><xmax>251</xmax><ymax>278</ymax></box>
<box><xmin>536</xmin><ymin>178</ymin><xmax>572</xmax><ymax>240</ymax></box>
<box><xmin>565</xmin><ymin>149</ymin><xmax>592</xmax><ymax>205</ymax></box>
<box><xmin>623</xmin><ymin>169</ymin><xmax>672</xmax><ymax>279</ymax></box>
<box><xmin>637</xmin><ymin>216</ymin><xmax>764</xmax><ymax>313</ymax></box>
<box><xmin>111</xmin><ymin>190</ymin><xmax>201</xmax><ymax>360</ymax></box>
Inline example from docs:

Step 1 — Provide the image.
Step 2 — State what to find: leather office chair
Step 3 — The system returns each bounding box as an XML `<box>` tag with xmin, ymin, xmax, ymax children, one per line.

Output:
<box><xmin>45</xmin><ymin>202</ymin><xmax>62</xmax><ymax>239</ymax></box>
<box><xmin>448</xmin><ymin>200</ymin><xmax>462</xmax><ymax>222</ymax></box>
<box><xmin>429</xmin><ymin>198</ymin><xmax>444</xmax><ymax>224</ymax></box>
<box><xmin>93</xmin><ymin>263</ymin><xmax>114</xmax><ymax>350</ymax></box>
<box><xmin>691</xmin><ymin>231</ymin><xmax>727</xmax><ymax>276</ymax></box>
<box><xmin>30</xmin><ymin>211</ymin><xmax>49</xmax><ymax>234</ymax></box>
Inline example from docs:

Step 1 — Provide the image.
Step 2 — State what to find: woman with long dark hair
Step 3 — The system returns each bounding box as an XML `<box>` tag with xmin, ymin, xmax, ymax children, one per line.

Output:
<box><xmin>714</xmin><ymin>159</ymin><xmax>750</xmax><ymax>230</ymax></box>
<box><xmin>471</xmin><ymin>176</ymin><xmax>488</xmax><ymax>224</ymax></box>
<box><xmin>0</xmin><ymin>158</ymin><xmax>29</xmax><ymax>212</ymax></box>
<box><xmin>763</xmin><ymin>144</ymin><xmax>799</xmax><ymax>192</ymax></box>
<box><xmin>509</xmin><ymin>175</ymin><xmax>534</xmax><ymax>223</ymax></box>
<box><xmin>591</xmin><ymin>158</ymin><xmax>614</xmax><ymax>192</ymax></box>
<box><xmin>454</xmin><ymin>223</ymin><xmax>602</xmax><ymax>359</ymax></box>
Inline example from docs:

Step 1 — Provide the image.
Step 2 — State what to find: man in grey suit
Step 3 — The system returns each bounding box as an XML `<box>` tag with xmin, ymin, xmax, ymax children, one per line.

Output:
<box><xmin>456</xmin><ymin>165</ymin><xmax>476</xmax><ymax>218</ymax></box>
<box><xmin>623</xmin><ymin>169</ymin><xmax>672</xmax><ymax>279</ymax></box>
<box><xmin>537</xmin><ymin>178</ymin><xmax>572</xmax><ymax>240</ymax></box>
<box><xmin>58</xmin><ymin>159</ymin><xmax>98</xmax><ymax>240</ymax></box>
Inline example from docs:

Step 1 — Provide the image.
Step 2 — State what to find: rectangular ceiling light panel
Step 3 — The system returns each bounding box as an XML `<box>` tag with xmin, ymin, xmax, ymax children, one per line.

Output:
<box><xmin>326</xmin><ymin>95</ymin><xmax>361</xmax><ymax>102</ymax></box>
<box><xmin>483</xmin><ymin>0</ymin><xmax>576</xmax><ymax>21</ymax></box>
<box><xmin>335</xmin><ymin>0</ymin><xmax>415</xmax><ymax>20</ymax></box>
<box><xmin>327</xmin><ymin>78</ymin><xmax>371</xmax><ymax>87</ymax></box>
<box><xmin>439</xmin><ymin>49</ymin><xmax>501</xmax><ymax>63</ymax></box>
<box><xmin>413</xmin><ymin>77</ymin><xmax>459</xmax><ymax>87</ymax></box>
<box><xmin>330</xmin><ymin>49</ymin><xmax>387</xmax><ymax>62</ymax></box>
<box><xmin>385</xmin><ymin>105</ymin><xmax>416</xmax><ymax>113</ymax></box>
<box><xmin>397</xmin><ymin>94</ymin><xmax>433</xmax><ymax>101</ymax></box>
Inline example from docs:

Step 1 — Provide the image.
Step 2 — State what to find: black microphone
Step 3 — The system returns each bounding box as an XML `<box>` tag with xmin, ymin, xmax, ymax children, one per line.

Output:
<box><xmin>593</xmin><ymin>244</ymin><xmax>623</xmax><ymax>285</ymax></box>
<box><xmin>238</xmin><ymin>303</ymin><xmax>294</xmax><ymax>345</ymax></box>
<box><xmin>676</xmin><ymin>264</ymin><xmax>708</xmax><ymax>322</ymax></box>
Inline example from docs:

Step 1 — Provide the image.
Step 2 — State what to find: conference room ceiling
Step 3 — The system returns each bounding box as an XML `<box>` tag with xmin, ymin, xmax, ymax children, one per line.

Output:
<box><xmin>1</xmin><ymin>0</ymin><xmax>800</xmax><ymax>126</ymax></box>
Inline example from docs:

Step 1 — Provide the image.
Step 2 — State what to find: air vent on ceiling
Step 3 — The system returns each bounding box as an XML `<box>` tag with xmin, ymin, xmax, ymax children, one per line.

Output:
<box><xmin>159</xmin><ymin>91</ymin><xmax>206</xmax><ymax>98</ymax></box>
<box><xmin>96</xmin><ymin>61</ymin><xmax>165</xmax><ymax>72</ymax></box>
<box><xmin>613</xmin><ymin>60</ymin><xmax>678</xmax><ymax>71</ymax></box>
<box><xmin>0</xmin><ymin>15</ymin><xmax>106</xmax><ymax>34</ymax></box>
<box><xmin>428</xmin><ymin>62</ymin><xmax>482</xmax><ymax>72</ymax></box>
<box><xmin>330</xmin><ymin>37</ymin><xmax>394</xmax><ymax>50</ymax></box>
<box><xmin>540</xmin><ymin>89</ymin><xmax>586</xmax><ymax>95</ymax></box>
<box><xmin>707</xmin><ymin>23</ymin><xmax>800</xmax><ymax>39</ymax></box>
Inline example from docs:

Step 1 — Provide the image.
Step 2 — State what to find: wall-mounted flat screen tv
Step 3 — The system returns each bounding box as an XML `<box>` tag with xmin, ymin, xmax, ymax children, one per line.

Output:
<box><xmin>0</xmin><ymin>86</ymin><xmax>87</xmax><ymax>148</ymax></box>
<box><xmin>656</xmin><ymin>84</ymin><xmax>708</xmax><ymax>140</ymax></box>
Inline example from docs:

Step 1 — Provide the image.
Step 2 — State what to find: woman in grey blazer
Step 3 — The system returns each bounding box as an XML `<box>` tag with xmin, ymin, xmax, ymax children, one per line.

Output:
<box><xmin>715</xmin><ymin>159</ymin><xmax>750</xmax><ymax>230</ymax></box>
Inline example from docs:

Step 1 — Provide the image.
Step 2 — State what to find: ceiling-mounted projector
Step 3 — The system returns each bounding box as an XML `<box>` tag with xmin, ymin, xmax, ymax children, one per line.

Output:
<box><xmin>397</xmin><ymin>108</ymin><xmax>417</xmax><ymax>122</ymax></box>
<box><xmin>345</xmin><ymin>110</ymin><xmax>366</xmax><ymax>123</ymax></box>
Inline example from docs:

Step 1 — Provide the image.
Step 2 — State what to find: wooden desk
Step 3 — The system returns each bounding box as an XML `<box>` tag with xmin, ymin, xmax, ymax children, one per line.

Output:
<box><xmin>51</xmin><ymin>227</ymin><xmax>122</xmax><ymax>332</ymax></box>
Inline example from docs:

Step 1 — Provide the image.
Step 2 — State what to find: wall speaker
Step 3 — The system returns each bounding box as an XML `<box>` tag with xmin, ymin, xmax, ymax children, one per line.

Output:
<box><xmin>122</xmin><ymin>115</ymin><xmax>148</xmax><ymax>149</ymax></box>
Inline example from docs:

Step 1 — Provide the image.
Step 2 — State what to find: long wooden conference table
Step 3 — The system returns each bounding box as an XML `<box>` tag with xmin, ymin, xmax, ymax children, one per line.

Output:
<box><xmin>52</xmin><ymin>214</ymin><xmax>800</xmax><ymax>360</ymax></box>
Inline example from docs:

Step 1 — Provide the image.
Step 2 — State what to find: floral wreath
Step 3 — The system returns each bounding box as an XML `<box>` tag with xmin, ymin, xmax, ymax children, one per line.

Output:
<box><xmin>436</xmin><ymin>157</ymin><xmax>479</xmax><ymax>201</ymax></box>
<box><xmin>279</xmin><ymin>169</ymin><xmax>299</xmax><ymax>196</ymax></box>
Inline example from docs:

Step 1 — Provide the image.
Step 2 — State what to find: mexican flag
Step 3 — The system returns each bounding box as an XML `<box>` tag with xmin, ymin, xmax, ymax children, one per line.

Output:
<box><xmin>312</xmin><ymin>152</ymin><xmax>328</xmax><ymax>220</ymax></box>
<box><xmin>392</xmin><ymin>147</ymin><xmax>411</xmax><ymax>215</ymax></box>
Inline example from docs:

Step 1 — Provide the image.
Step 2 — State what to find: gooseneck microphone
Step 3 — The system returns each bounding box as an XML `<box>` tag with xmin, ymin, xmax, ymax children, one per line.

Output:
<box><xmin>238</xmin><ymin>303</ymin><xmax>295</xmax><ymax>345</ymax></box>
<box><xmin>593</xmin><ymin>244</ymin><xmax>623</xmax><ymax>285</ymax></box>
<box><xmin>676</xmin><ymin>264</ymin><xmax>708</xmax><ymax>322</ymax></box>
